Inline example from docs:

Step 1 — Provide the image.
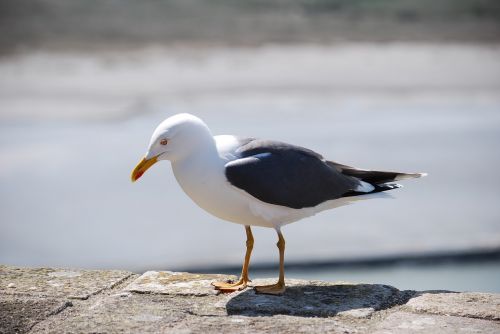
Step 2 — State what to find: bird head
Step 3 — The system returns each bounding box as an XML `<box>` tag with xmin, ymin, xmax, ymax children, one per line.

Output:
<box><xmin>131</xmin><ymin>113</ymin><xmax>211</xmax><ymax>182</ymax></box>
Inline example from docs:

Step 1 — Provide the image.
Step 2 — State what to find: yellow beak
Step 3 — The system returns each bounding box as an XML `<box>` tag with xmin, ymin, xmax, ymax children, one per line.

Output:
<box><xmin>131</xmin><ymin>156</ymin><xmax>158</xmax><ymax>182</ymax></box>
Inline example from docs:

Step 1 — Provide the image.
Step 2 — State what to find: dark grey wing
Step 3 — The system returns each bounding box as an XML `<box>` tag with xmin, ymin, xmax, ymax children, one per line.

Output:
<box><xmin>225</xmin><ymin>140</ymin><xmax>361</xmax><ymax>209</ymax></box>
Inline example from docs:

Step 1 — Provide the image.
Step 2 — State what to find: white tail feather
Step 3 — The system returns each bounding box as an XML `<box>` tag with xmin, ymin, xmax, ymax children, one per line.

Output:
<box><xmin>395</xmin><ymin>172</ymin><xmax>427</xmax><ymax>181</ymax></box>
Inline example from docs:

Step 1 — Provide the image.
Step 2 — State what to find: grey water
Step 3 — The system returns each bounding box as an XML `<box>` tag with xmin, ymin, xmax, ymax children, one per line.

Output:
<box><xmin>251</xmin><ymin>261</ymin><xmax>500</xmax><ymax>293</ymax></box>
<box><xmin>1</xmin><ymin>44</ymin><xmax>500</xmax><ymax>292</ymax></box>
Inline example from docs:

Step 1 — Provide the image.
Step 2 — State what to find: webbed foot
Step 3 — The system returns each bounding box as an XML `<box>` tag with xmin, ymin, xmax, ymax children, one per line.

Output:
<box><xmin>254</xmin><ymin>281</ymin><xmax>286</xmax><ymax>295</ymax></box>
<box><xmin>212</xmin><ymin>278</ymin><xmax>250</xmax><ymax>293</ymax></box>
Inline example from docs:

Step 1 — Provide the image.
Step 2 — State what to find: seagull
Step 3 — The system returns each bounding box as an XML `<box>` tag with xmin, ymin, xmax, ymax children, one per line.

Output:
<box><xmin>131</xmin><ymin>113</ymin><xmax>426</xmax><ymax>295</ymax></box>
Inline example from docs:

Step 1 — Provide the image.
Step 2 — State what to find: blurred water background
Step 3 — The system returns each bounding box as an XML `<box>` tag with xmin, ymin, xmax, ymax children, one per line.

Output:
<box><xmin>1</xmin><ymin>0</ymin><xmax>499</xmax><ymax>292</ymax></box>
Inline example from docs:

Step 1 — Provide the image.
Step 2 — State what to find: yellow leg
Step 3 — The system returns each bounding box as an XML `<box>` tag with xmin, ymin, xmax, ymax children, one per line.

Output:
<box><xmin>254</xmin><ymin>229</ymin><xmax>286</xmax><ymax>295</ymax></box>
<box><xmin>212</xmin><ymin>225</ymin><xmax>254</xmax><ymax>292</ymax></box>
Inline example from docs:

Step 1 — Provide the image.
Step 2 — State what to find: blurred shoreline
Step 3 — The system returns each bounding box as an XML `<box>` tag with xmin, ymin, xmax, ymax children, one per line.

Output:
<box><xmin>1</xmin><ymin>43</ymin><xmax>499</xmax><ymax>123</ymax></box>
<box><xmin>1</xmin><ymin>0</ymin><xmax>499</xmax><ymax>55</ymax></box>
<box><xmin>180</xmin><ymin>247</ymin><xmax>500</xmax><ymax>274</ymax></box>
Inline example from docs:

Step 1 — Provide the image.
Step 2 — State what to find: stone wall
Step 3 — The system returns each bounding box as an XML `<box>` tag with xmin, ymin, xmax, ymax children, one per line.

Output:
<box><xmin>1</xmin><ymin>265</ymin><xmax>499</xmax><ymax>333</ymax></box>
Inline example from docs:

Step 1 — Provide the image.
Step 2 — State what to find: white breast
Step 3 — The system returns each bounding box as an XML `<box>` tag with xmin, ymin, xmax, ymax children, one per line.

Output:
<box><xmin>170</xmin><ymin>135</ymin><xmax>261</xmax><ymax>227</ymax></box>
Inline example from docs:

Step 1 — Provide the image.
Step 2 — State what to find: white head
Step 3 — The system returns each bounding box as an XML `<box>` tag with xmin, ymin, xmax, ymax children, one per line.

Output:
<box><xmin>131</xmin><ymin>113</ymin><xmax>213</xmax><ymax>182</ymax></box>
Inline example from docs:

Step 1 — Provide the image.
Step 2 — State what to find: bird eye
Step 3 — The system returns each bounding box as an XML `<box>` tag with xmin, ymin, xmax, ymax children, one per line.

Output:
<box><xmin>160</xmin><ymin>139</ymin><xmax>168</xmax><ymax>146</ymax></box>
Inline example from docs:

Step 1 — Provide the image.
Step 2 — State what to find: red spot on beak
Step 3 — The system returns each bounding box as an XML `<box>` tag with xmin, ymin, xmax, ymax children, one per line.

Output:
<box><xmin>131</xmin><ymin>156</ymin><xmax>158</xmax><ymax>182</ymax></box>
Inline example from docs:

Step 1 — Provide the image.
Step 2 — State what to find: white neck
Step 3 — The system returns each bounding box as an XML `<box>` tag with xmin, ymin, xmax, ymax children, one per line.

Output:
<box><xmin>170</xmin><ymin>136</ymin><xmax>228</xmax><ymax>219</ymax></box>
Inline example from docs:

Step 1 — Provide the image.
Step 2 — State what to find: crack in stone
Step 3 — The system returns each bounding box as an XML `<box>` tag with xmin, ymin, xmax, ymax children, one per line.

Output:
<box><xmin>25</xmin><ymin>300</ymin><xmax>73</xmax><ymax>333</ymax></box>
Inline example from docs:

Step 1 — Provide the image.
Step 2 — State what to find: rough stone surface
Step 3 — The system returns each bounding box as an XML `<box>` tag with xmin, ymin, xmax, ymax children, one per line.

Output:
<box><xmin>31</xmin><ymin>292</ymin><xmax>364</xmax><ymax>334</ymax></box>
<box><xmin>124</xmin><ymin>271</ymin><xmax>234</xmax><ymax>296</ymax></box>
<box><xmin>371</xmin><ymin>311</ymin><xmax>500</xmax><ymax>334</ymax></box>
<box><xmin>406</xmin><ymin>291</ymin><xmax>500</xmax><ymax>320</ymax></box>
<box><xmin>1</xmin><ymin>266</ymin><xmax>499</xmax><ymax>334</ymax></box>
<box><xmin>0</xmin><ymin>295</ymin><xmax>71</xmax><ymax>334</ymax></box>
<box><xmin>0</xmin><ymin>265</ymin><xmax>133</xmax><ymax>299</ymax></box>
<box><xmin>31</xmin><ymin>293</ymin><xmax>187</xmax><ymax>333</ymax></box>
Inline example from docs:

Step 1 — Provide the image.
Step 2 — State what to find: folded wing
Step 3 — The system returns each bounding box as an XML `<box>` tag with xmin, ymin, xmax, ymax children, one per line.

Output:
<box><xmin>225</xmin><ymin>140</ymin><xmax>363</xmax><ymax>209</ymax></box>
